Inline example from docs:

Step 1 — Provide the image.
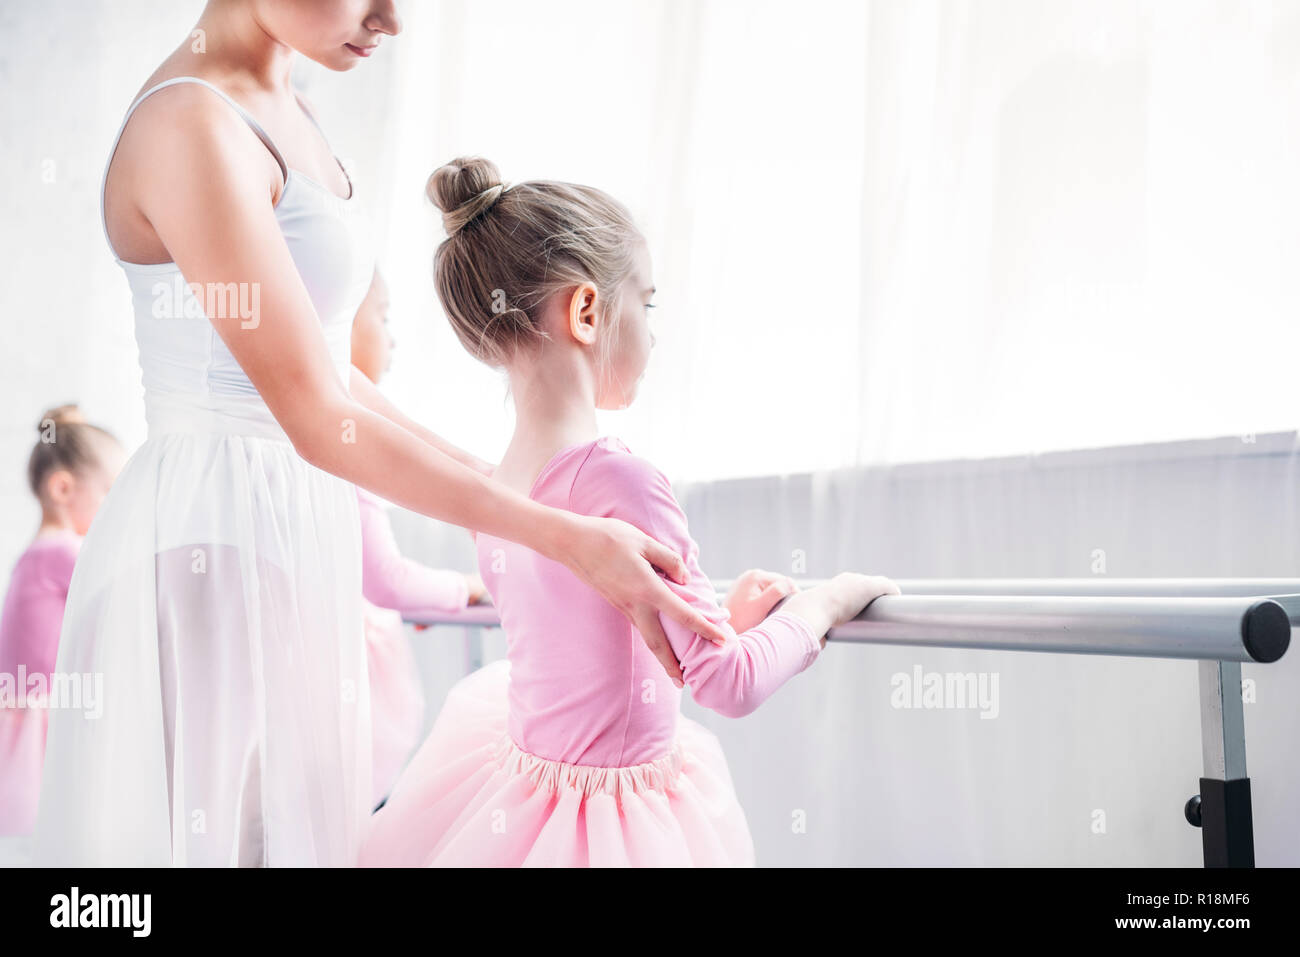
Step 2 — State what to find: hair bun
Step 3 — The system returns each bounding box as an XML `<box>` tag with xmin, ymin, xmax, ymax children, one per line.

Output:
<box><xmin>427</xmin><ymin>156</ymin><xmax>507</xmax><ymax>235</ymax></box>
<box><xmin>38</xmin><ymin>403</ymin><xmax>83</xmax><ymax>431</ymax></box>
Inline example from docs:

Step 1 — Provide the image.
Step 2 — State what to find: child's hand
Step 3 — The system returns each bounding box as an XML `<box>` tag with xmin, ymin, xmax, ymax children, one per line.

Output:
<box><xmin>779</xmin><ymin>573</ymin><xmax>900</xmax><ymax>647</ymax></box>
<box><xmin>464</xmin><ymin>573</ymin><xmax>489</xmax><ymax>605</ymax></box>
<box><xmin>723</xmin><ymin>569</ymin><xmax>797</xmax><ymax>634</ymax></box>
<box><xmin>825</xmin><ymin>572</ymin><xmax>901</xmax><ymax>627</ymax></box>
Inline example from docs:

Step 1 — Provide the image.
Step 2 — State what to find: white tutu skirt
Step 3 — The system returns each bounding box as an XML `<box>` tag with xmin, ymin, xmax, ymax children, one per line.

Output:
<box><xmin>34</xmin><ymin>397</ymin><xmax>371</xmax><ymax>866</ymax></box>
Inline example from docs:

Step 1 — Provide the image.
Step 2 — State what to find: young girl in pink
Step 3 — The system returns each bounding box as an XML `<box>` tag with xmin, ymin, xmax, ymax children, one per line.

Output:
<box><xmin>359</xmin><ymin>158</ymin><xmax>898</xmax><ymax>867</ymax></box>
<box><xmin>351</xmin><ymin>267</ymin><xmax>488</xmax><ymax>806</ymax></box>
<box><xmin>0</xmin><ymin>406</ymin><xmax>123</xmax><ymax>836</ymax></box>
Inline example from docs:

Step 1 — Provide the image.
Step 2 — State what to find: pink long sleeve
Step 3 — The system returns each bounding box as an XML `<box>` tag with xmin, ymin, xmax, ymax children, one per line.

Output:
<box><xmin>357</xmin><ymin>489</ymin><xmax>469</xmax><ymax>615</ymax></box>
<box><xmin>570</xmin><ymin>446</ymin><xmax>821</xmax><ymax>718</ymax></box>
<box><xmin>0</xmin><ymin>531</ymin><xmax>81</xmax><ymax>682</ymax></box>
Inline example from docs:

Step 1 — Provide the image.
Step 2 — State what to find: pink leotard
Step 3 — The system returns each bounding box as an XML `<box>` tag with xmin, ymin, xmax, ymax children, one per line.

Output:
<box><xmin>476</xmin><ymin>436</ymin><xmax>821</xmax><ymax>768</ymax></box>
<box><xmin>0</xmin><ymin>529</ymin><xmax>81</xmax><ymax>836</ymax></box>
<box><xmin>0</xmin><ymin>530</ymin><xmax>82</xmax><ymax>685</ymax></box>
<box><xmin>358</xmin><ymin>487</ymin><xmax>468</xmax><ymax>615</ymax></box>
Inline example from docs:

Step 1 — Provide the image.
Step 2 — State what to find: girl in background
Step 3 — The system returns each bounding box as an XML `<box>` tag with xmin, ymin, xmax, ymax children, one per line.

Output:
<box><xmin>360</xmin><ymin>158</ymin><xmax>899</xmax><ymax>867</ymax></box>
<box><xmin>351</xmin><ymin>267</ymin><xmax>488</xmax><ymax>807</ymax></box>
<box><xmin>0</xmin><ymin>406</ymin><xmax>123</xmax><ymax>835</ymax></box>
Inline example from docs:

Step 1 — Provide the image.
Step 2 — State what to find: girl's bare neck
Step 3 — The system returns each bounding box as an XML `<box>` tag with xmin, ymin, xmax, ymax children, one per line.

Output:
<box><xmin>497</xmin><ymin>367</ymin><xmax>600</xmax><ymax>497</ymax></box>
<box><xmin>36</xmin><ymin>516</ymin><xmax>75</xmax><ymax>539</ymax></box>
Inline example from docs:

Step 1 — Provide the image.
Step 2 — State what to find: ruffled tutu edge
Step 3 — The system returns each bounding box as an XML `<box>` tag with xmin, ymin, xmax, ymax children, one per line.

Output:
<box><xmin>360</xmin><ymin>660</ymin><xmax>755</xmax><ymax>867</ymax></box>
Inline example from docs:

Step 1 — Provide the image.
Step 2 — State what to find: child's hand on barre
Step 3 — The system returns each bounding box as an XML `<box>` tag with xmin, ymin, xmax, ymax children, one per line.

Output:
<box><xmin>779</xmin><ymin>573</ymin><xmax>901</xmax><ymax>647</ymax></box>
<box><xmin>723</xmin><ymin>569</ymin><xmax>797</xmax><ymax>634</ymax></box>
<box><xmin>465</xmin><ymin>573</ymin><xmax>489</xmax><ymax>605</ymax></box>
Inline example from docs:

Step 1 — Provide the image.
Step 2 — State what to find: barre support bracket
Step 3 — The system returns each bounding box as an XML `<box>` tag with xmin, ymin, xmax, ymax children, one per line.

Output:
<box><xmin>1190</xmin><ymin>660</ymin><xmax>1254</xmax><ymax>868</ymax></box>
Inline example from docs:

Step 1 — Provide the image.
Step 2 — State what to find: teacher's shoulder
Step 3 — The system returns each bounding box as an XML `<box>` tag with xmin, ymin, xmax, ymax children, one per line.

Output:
<box><xmin>116</xmin><ymin>80</ymin><xmax>281</xmax><ymax>206</ymax></box>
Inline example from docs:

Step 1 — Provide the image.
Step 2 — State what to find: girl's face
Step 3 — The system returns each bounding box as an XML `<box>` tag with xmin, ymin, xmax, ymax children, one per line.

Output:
<box><xmin>255</xmin><ymin>0</ymin><xmax>402</xmax><ymax>71</ymax></box>
<box><xmin>49</xmin><ymin>441</ymin><xmax>125</xmax><ymax>536</ymax></box>
<box><xmin>351</xmin><ymin>270</ymin><xmax>395</xmax><ymax>384</ymax></box>
<box><xmin>596</xmin><ymin>242</ymin><xmax>657</xmax><ymax>411</ymax></box>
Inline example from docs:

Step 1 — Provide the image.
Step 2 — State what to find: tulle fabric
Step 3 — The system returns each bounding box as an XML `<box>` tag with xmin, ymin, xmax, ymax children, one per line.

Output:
<box><xmin>0</xmin><ymin>708</ymin><xmax>46</xmax><ymax>836</ymax></box>
<box><xmin>359</xmin><ymin>660</ymin><xmax>755</xmax><ymax>867</ymax></box>
<box><xmin>365</xmin><ymin>605</ymin><xmax>425</xmax><ymax>807</ymax></box>
<box><xmin>33</xmin><ymin>396</ymin><xmax>371</xmax><ymax>866</ymax></box>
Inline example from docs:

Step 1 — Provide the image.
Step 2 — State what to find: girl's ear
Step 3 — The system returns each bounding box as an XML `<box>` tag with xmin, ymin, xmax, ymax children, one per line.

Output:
<box><xmin>567</xmin><ymin>282</ymin><xmax>600</xmax><ymax>345</ymax></box>
<box><xmin>43</xmin><ymin>469</ymin><xmax>75</xmax><ymax>506</ymax></box>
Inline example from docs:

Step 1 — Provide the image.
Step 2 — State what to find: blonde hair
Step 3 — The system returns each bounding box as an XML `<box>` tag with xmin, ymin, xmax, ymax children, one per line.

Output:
<box><xmin>426</xmin><ymin>156</ymin><xmax>642</xmax><ymax>371</ymax></box>
<box><xmin>27</xmin><ymin>404</ymin><xmax>118</xmax><ymax>499</ymax></box>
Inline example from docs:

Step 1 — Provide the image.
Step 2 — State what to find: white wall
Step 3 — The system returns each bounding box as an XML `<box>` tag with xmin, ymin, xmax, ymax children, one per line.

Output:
<box><xmin>1</xmin><ymin>2</ymin><xmax>191</xmax><ymax>572</ymax></box>
<box><xmin>673</xmin><ymin>429</ymin><xmax>1300</xmax><ymax>866</ymax></box>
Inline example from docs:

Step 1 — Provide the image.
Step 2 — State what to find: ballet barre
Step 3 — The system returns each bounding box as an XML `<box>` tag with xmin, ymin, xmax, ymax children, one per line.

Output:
<box><xmin>404</xmin><ymin>578</ymin><xmax>1293</xmax><ymax>868</ymax></box>
<box><xmin>882</xmin><ymin>577</ymin><xmax>1300</xmax><ymax>598</ymax></box>
<box><xmin>412</xmin><ymin>584</ymin><xmax>1294</xmax><ymax>663</ymax></box>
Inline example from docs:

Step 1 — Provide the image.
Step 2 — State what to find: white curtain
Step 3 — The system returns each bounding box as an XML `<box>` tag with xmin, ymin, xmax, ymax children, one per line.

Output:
<box><xmin>6</xmin><ymin>0</ymin><xmax>1297</xmax><ymax>557</ymax></box>
<box><xmin>856</xmin><ymin>0</ymin><xmax>1299</xmax><ymax>467</ymax></box>
<box><xmin>326</xmin><ymin>0</ymin><xmax>1300</xmax><ymax>483</ymax></box>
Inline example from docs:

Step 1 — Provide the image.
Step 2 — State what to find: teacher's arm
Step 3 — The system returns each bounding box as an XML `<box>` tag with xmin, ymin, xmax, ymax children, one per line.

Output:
<box><xmin>128</xmin><ymin>87</ymin><xmax>725</xmax><ymax>682</ymax></box>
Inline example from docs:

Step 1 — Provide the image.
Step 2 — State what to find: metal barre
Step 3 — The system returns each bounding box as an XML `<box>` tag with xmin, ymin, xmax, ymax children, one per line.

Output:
<box><xmin>820</xmin><ymin>594</ymin><xmax>1290</xmax><ymax>663</ymax></box>
<box><xmin>407</xmin><ymin>588</ymin><xmax>1292</xmax><ymax>664</ymax></box>
<box><xmin>404</xmin><ymin>577</ymin><xmax>1292</xmax><ymax>867</ymax></box>
<box><xmin>791</xmin><ymin>578</ymin><xmax>1300</xmax><ymax>631</ymax></box>
<box><xmin>885</xmin><ymin>577</ymin><xmax>1300</xmax><ymax>598</ymax></box>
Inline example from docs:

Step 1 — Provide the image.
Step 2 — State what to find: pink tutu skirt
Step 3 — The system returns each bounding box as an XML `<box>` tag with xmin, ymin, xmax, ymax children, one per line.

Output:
<box><xmin>359</xmin><ymin>660</ymin><xmax>755</xmax><ymax>867</ymax></box>
<box><xmin>0</xmin><ymin>708</ymin><xmax>47</xmax><ymax>837</ymax></box>
<box><xmin>364</xmin><ymin>603</ymin><xmax>426</xmax><ymax>807</ymax></box>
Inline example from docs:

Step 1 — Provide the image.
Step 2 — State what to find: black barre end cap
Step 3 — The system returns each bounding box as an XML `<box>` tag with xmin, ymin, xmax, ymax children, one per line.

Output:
<box><xmin>1242</xmin><ymin>600</ymin><xmax>1291</xmax><ymax>663</ymax></box>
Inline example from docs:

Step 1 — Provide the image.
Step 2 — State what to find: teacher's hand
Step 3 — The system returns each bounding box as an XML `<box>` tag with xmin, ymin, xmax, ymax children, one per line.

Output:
<box><xmin>560</xmin><ymin>514</ymin><xmax>729</xmax><ymax>687</ymax></box>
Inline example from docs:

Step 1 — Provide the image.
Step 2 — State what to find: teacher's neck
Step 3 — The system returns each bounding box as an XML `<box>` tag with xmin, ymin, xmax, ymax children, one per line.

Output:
<box><xmin>186</xmin><ymin>0</ymin><xmax>297</xmax><ymax>92</ymax></box>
